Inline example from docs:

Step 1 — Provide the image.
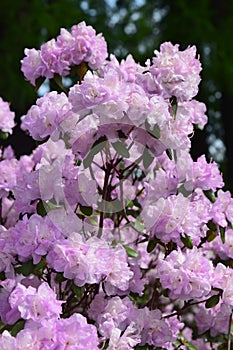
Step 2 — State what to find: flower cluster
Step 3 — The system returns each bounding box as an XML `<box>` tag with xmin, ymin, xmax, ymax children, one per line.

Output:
<box><xmin>0</xmin><ymin>21</ymin><xmax>232</xmax><ymax>349</ymax></box>
<box><xmin>150</xmin><ymin>42</ymin><xmax>202</xmax><ymax>101</ymax></box>
<box><xmin>21</xmin><ymin>21</ymin><xmax>108</xmax><ymax>85</ymax></box>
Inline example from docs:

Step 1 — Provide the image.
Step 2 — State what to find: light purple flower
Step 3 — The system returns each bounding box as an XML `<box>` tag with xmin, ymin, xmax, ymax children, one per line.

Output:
<box><xmin>134</xmin><ymin>307</ymin><xmax>172</xmax><ymax>347</ymax></box>
<box><xmin>105</xmin><ymin>54</ymin><xmax>139</xmax><ymax>83</ymax></box>
<box><xmin>156</xmin><ymin>247</ymin><xmax>214</xmax><ymax>300</ymax></box>
<box><xmin>68</xmin><ymin>69</ymin><xmax>128</xmax><ymax>121</ymax></box>
<box><xmin>210</xmin><ymin>229</ymin><xmax>233</xmax><ymax>260</ymax></box>
<box><xmin>54</xmin><ymin>313</ymin><xmax>99</xmax><ymax>349</ymax></box>
<box><xmin>9</xmin><ymin>214</ymin><xmax>62</xmax><ymax>264</ymax></box>
<box><xmin>150</xmin><ymin>42</ymin><xmax>202</xmax><ymax>101</ymax></box>
<box><xmin>0</xmin><ymin>331</ymin><xmax>17</xmax><ymax>350</ymax></box>
<box><xmin>0</xmin><ymin>158</ymin><xmax>18</xmax><ymax>198</ymax></box>
<box><xmin>0</xmin><ymin>226</ymin><xmax>15</xmax><ymax>274</ymax></box>
<box><xmin>21</xmin><ymin>91</ymin><xmax>72</xmax><ymax>141</ymax></box>
<box><xmin>210</xmin><ymin>189</ymin><xmax>233</xmax><ymax>228</ymax></box>
<box><xmin>46</xmin><ymin>236</ymin><xmax>133</xmax><ymax>293</ymax></box>
<box><xmin>9</xmin><ymin>282</ymin><xmax>63</xmax><ymax>322</ymax></box>
<box><xmin>188</xmin><ymin>155</ymin><xmax>224</xmax><ymax>191</ymax></box>
<box><xmin>21</xmin><ymin>48</ymin><xmax>52</xmax><ymax>86</ymax></box>
<box><xmin>69</xmin><ymin>21</ymin><xmax>108</xmax><ymax>69</ymax></box>
<box><xmin>182</xmin><ymin>99</ymin><xmax>208</xmax><ymax>128</ymax></box>
<box><xmin>40</xmin><ymin>38</ymin><xmax>70</xmax><ymax>76</ymax></box>
<box><xmin>89</xmin><ymin>294</ymin><xmax>134</xmax><ymax>338</ymax></box>
<box><xmin>0</xmin><ymin>97</ymin><xmax>15</xmax><ymax>134</ymax></box>
<box><xmin>21</xmin><ymin>22</ymin><xmax>107</xmax><ymax>85</ymax></box>
<box><xmin>107</xmin><ymin>323</ymin><xmax>141</xmax><ymax>349</ymax></box>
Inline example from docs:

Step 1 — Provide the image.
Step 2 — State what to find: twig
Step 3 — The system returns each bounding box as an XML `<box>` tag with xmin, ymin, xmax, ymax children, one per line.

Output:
<box><xmin>228</xmin><ymin>310</ymin><xmax>232</xmax><ymax>350</ymax></box>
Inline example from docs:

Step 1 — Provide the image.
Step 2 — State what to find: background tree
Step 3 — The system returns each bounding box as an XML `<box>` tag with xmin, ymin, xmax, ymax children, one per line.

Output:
<box><xmin>1</xmin><ymin>0</ymin><xmax>233</xmax><ymax>190</ymax></box>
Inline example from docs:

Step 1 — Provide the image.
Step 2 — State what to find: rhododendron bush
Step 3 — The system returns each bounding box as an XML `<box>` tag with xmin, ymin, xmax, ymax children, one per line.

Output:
<box><xmin>0</xmin><ymin>21</ymin><xmax>233</xmax><ymax>349</ymax></box>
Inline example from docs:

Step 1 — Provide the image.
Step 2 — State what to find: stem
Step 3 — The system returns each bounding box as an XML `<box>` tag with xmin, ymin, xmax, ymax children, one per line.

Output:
<box><xmin>148</xmin><ymin>280</ymin><xmax>159</xmax><ymax>310</ymax></box>
<box><xmin>89</xmin><ymin>164</ymin><xmax>103</xmax><ymax>194</ymax></box>
<box><xmin>122</xmin><ymin>155</ymin><xmax>143</xmax><ymax>177</ymax></box>
<box><xmin>0</xmin><ymin>198</ymin><xmax>2</xmax><ymax>225</ymax></box>
<box><xmin>98</xmin><ymin>162</ymin><xmax>112</xmax><ymax>238</ymax></box>
<box><xmin>228</xmin><ymin>311</ymin><xmax>232</xmax><ymax>350</ymax></box>
<box><xmin>163</xmin><ymin>297</ymin><xmax>212</xmax><ymax>319</ymax></box>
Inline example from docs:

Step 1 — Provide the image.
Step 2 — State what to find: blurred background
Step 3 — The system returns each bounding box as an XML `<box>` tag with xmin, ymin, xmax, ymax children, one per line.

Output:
<box><xmin>0</xmin><ymin>0</ymin><xmax>233</xmax><ymax>191</ymax></box>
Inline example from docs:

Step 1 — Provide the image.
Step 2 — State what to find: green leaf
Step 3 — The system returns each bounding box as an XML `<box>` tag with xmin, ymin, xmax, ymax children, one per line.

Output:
<box><xmin>92</xmin><ymin>136</ymin><xmax>108</xmax><ymax>153</ymax></box>
<box><xmin>83</xmin><ymin>151</ymin><xmax>95</xmax><ymax>169</ymax></box>
<box><xmin>80</xmin><ymin>205</ymin><xmax>93</xmax><ymax>216</ymax></box>
<box><xmin>147</xmin><ymin>238</ymin><xmax>159</xmax><ymax>253</ymax></box>
<box><xmin>143</xmin><ymin>147</ymin><xmax>154</xmax><ymax>169</ymax></box>
<box><xmin>36</xmin><ymin>200</ymin><xmax>49</xmax><ymax>217</ymax></box>
<box><xmin>123</xmin><ymin>245</ymin><xmax>139</xmax><ymax>258</ymax></box>
<box><xmin>83</xmin><ymin>136</ymin><xmax>107</xmax><ymax>168</ymax></box>
<box><xmin>0</xmin><ymin>271</ymin><xmax>5</xmax><ymax>281</ymax></box>
<box><xmin>11</xmin><ymin>319</ymin><xmax>25</xmax><ymax>337</ymax></box>
<box><xmin>166</xmin><ymin>148</ymin><xmax>173</xmax><ymax>160</ymax></box>
<box><xmin>207</xmin><ymin>220</ymin><xmax>217</xmax><ymax>231</ymax></box>
<box><xmin>206</xmin><ymin>229</ymin><xmax>217</xmax><ymax>242</ymax></box>
<box><xmin>36</xmin><ymin>200</ymin><xmax>62</xmax><ymax>217</ymax></box>
<box><xmin>227</xmin><ymin>219</ymin><xmax>233</xmax><ymax>230</ymax></box>
<box><xmin>219</xmin><ymin>226</ymin><xmax>226</xmax><ymax>244</ymax></box>
<box><xmin>71</xmin><ymin>284</ymin><xmax>84</xmax><ymax>298</ymax></box>
<box><xmin>195</xmin><ymin>123</ymin><xmax>204</xmax><ymax>131</ymax></box>
<box><xmin>203</xmin><ymin>189</ymin><xmax>216</xmax><ymax>203</ymax></box>
<box><xmin>180</xmin><ymin>233</ymin><xmax>193</xmax><ymax>249</ymax></box>
<box><xmin>145</xmin><ymin>119</ymin><xmax>161</xmax><ymax>139</ymax></box>
<box><xmin>112</xmin><ymin>140</ymin><xmax>130</xmax><ymax>158</ymax></box>
<box><xmin>86</xmin><ymin>216</ymin><xmax>98</xmax><ymax>226</ymax></box>
<box><xmin>125</xmin><ymin>199</ymin><xmax>134</xmax><ymax>208</ymax></box>
<box><xmin>34</xmin><ymin>258</ymin><xmax>46</xmax><ymax>274</ymax></box>
<box><xmin>173</xmin><ymin>149</ymin><xmax>178</xmax><ymax>163</ymax></box>
<box><xmin>0</xmin><ymin>130</ymin><xmax>9</xmax><ymax>140</ymax></box>
<box><xmin>133</xmin><ymin>220</ymin><xmax>145</xmax><ymax>232</ymax></box>
<box><xmin>35</xmin><ymin>76</ymin><xmax>46</xmax><ymax>92</ymax></box>
<box><xmin>15</xmin><ymin>260</ymin><xmax>34</xmax><ymax>276</ymax></box>
<box><xmin>77</xmin><ymin>61</ymin><xmax>88</xmax><ymax>82</ymax></box>
<box><xmin>205</xmin><ymin>294</ymin><xmax>220</xmax><ymax>308</ymax></box>
<box><xmin>178</xmin><ymin>183</ymin><xmax>193</xmax><ymax>197</ymax></box>
<box><xmin>55</xmin><ymin>272</ymin><xmax>66</xmax><ymax>283</ymax></box>
<box><xmin>173</xmin><ymin>334</ymin><xmax>198</xmax><ymax>350</ymax></box>
<box><xmin>170</xmin><ymin>95</ymin><xmax>178</xmax><ymax>118</ymax></box>
<box><xmin>53</xmin><ymin>73</ymin><xmax>66</xmax><ymax>91</ymax></box>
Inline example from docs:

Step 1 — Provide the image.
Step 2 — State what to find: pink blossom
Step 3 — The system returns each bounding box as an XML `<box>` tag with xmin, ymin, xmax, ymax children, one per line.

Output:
<box><xmin>157</xmin><ymin>247</ymin><xmax>214</xmax><ymax>300</ymax></box>
<box><xmin>21</xmin><ymin>48</ymin><xmax>52</xmax><ymax>86</ymax></box>
<box><xmin>107</xmin><ymin>323</ymin><xmax>141</xmax><ymax>349</ymax></box>
<box><xmin>135</xmin><ymin>308</ymin><xmax>173</xmax><ymax>347</ymax></box>
<box><xmin>0</xmin><ymin>97</ymin><xmax>15</xmax><ymax>134</ymax></box>
<box><xmin>9</xmin><ymin>282</ymin><xmax>63</xmax><ymax>322</ymax></box>
<box><xmin>69</xmin><ymin>21</ymin><xmax>107</xmax><ymax>69</ymax></box>
<box><xmin>208</xmin><ymin>229</ymin><xmax>233</xmax><ymax>260</ymax></box>
<box><xmin>40</xmin><ymin>38</ymin><xmax>70</xmax><ymax>76</ymax></box>
<box><xmin>21</xmin><ymin>91</ymin><xmax>72</xmax><ymax>141</ymax></box>
<box><xmin>183</xmin><ymin>99</ymin><xmax>208</xmax><ymax>128</ymax></box>
<box><xmin>211</xmin><ymin>189</ymin><xmax>233</xmax><ymax>227</ymax></box>
<box><xmin>106</xmin><ymin>54</ymin><xmax>139</xmax><ymax>83</ymax></box>
<box><xmin>46</xmin><ymin>236</ymin><xmax>133</xmax><ymax>293</ymax></box>
<box><xmin>0</xmin><ymin>158</ymin><xmax>18</xmax><ymax>198</ymax></box>
<box><xmin>150</xmin><ymin>42</ymin><xmax>202</xmax><ymax>101</ymax></box>
<box><xmin>188</xmin><ymin>155</ymin><xmax>224</xmax><ymax>191</ymax></box>
<box><xmin>54</xmin><ymin>313</ymin><xmax>99</xmax><ymax>349</ymax></box>
<box><xmin>0</xmin><ymin>331</ymin><xmax>17</xmax><ymax>350</ymax></box>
